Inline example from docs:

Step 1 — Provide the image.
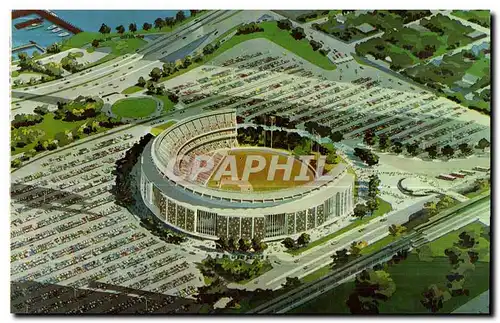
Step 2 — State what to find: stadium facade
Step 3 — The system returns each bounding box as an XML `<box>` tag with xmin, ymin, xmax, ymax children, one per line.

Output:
<box><xmin>140</xmin><ymin>110</ymin><xmax>355</xmax><ymax>241</ymax></box>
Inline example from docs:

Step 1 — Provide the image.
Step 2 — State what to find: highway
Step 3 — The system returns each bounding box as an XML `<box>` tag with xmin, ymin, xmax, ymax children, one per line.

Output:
<box><xmin>247</xmin><ymin>195</ymin><xmax>490</xmax><ymax>313</ymax></box>
<box><xmin>11</xmin><ymin>10</ymin><xmax>276</xmax><ymax>116</ymax></box>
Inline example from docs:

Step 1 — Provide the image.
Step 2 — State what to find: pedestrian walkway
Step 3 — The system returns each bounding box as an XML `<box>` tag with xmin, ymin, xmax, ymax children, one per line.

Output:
<box><xmin>452</xmin><ymin>290</ymin><xmax>489</xmax><ymax>314</ymax></box>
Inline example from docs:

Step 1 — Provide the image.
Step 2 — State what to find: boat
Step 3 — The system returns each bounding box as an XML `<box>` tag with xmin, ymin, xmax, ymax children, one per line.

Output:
<box><xmin>58</xmin><ymin>32</ymin><xmax>70</xmax><ymax>37</ymax></box>
<box><xmin>47</xmin><ymin>24</ymin><xmax>57</xmax><ymax>30</ymax></box>
<box><xmin>52</xmin><ymin>27</ymin><xmax>62</xmax><ymax>33</ymax></box>
<box><xmin>26</xmin><ymin>23</ymin><xmax>44</xmax><ymax>30</ymax></box>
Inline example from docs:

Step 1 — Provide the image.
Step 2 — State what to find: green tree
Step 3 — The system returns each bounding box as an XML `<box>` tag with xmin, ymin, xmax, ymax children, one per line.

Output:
<box><xmin>349</xmin><ymin>241</ymin><xmax>364</xmax><ymax>257</ymax></box>
<box><xmin>389</xmin><ymin>224</ymin><xmax>407</xmax><ymax>237</ymax></box>
<box><xmin>176</xmin><ymin>11</ymin><xmax>186</xmax><ymax>22</ymax></box>
<box><xmin>346</xmin><ymin>269</ymin><xmax>396</xmax><ymax>314</ymax></box>
<box><xmin>91</xmin><ymin>39</ymin><xmax>100</xmax><ymax>48</ymax></box>
<box><xmin>281</xmin><ymin>237</ymin><xmax>296</xmax><ymax>249</ymax></box>
<box><xmin>425</xmin><ymin>145</ymin><xmax>438</xmax><ymax>159</ymax></box>
<box><xmin>98</xmin><ymin>23</ymin><xmax>111</xmax><ymax>35</ymax></box>
<box><xmin>228</xmin><ymin>238</ymin><xmax>238</xmax><ymax>251</ymax></box>
<box><xmin>165</xmin><ymin>17</ymin><xmax>175</xmax><ymax>29</ymax></box>
<box><xmin>441</xmin><ymin>145</ymin><xmax>454</xmax><ymax>159</ymax></box>
<box><xmin>297</xmin><ymin>233</ymin><xmax>311</xmax><ymax>247</ymax></box>
<box><xmin>137</xmin><ymin>76</ymin><xmax>146</xmax><ymax>87</ymax></box>
<box><xmin>363</xmin><ymin>130</ymin><xmax>376</xmax><ymax>146</ymax></box>
<box><xmin>332</xmin><ymin>248</ymin><xmax>349</xmax><ymax>267</ymax></box>
<box><xmin>149</xmin><ymin>67</ymin><xmax>162</xmax><ymax>82</ymax></box>
<box><xmin>54</xmin><ymin>132</ymin><xmax>71</xmax><ymax>147</ymax></box>
<box><xmin>392</xmin><ymin>141</ymin><xmax>403</xmax><ymax>154</ymax></box>
<box><xmin>421</xmin><ymin>284</ymin><xmax>451</xmax><ymax>313</ymax></box>
<box><xmin>215</xmin><ymin>237</ymin><xmax>228</xmax><ymax>250</ymax></box>
<box><xmin>405</xmin><ymin>142</ymin><xmax>420</xmax><ymax>156</ymax></box>
<box><xmin>129</xmin><ymin>23</ymin><xmax>137</xmax><ymax>33</ymax></box>
<box><xmin>238</xmin><ymin>238</ymin><xmax>252</xmax><ymax>252</ymax></box>
<box><xmin>456</xmin><ymin>231</ymin><xmax>479</xmax><ymax>249</ymax></box>
<box><xmin>143</xmin><ymin>22</ymin><xmax>152</xmax><ymax>31</ymax></box>
<box><xmin>154</xmin><ymin>17</ymin><xmax>165</xmax><ymax>30</ymax></box>
<box><xmin>282</xmin><ymin>277</ymin><xmax>301</xmax><ymax>290</ymax></box>
<box><xmin>477</xmin><ymin>138</ymin><xmax>490</xmax><ymax>151</ymax></box>
<box><xmin>353</xmin><ymin>203</ymin><xmax>368</xmax><ymax>220</ymax></box>
<box><xmin>378</xmin><ymin>134</ymin><xmax>390</xmax><ymax>150</ymax></box>
<box><xmin>366</xmin><ymin>198</ymin><xmax>379</xmax><ymax>215</ymax></box>
<box><xmin>116</xmin><ymin>25</ymin><xmax>125</xmax><ymax>34</ymax></box>
<box><xmin>329</xmin><ymin>130</ymin><xmax>343</xmax><ymax>143</ymax></box>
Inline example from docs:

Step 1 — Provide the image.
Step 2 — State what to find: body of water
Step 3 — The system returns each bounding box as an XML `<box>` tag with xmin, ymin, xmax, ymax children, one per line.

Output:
<box><xmin>12</xmin><ymin>10</ymin><xmax>190</xmax><ymax>59</ymax></box>
<box><xmin>12</xmin><ymin>13</ymin><xmax>73</xmax><ymax>50</ymax></box>
<box><xmin>53</xmin><ymin>10</ymin><xmax>190</xmax><ymax>32</ymax></box>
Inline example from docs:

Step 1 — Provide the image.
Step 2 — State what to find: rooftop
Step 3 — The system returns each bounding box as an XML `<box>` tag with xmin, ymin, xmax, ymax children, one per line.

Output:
<box><xmin>355</xmin><ymin>22</ymin><xmax>376</xmax><ymax>34</ymax></box>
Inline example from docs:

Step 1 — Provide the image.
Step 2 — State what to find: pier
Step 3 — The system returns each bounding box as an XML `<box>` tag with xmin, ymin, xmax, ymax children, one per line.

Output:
<box><xmin>14</xmin><ymin>17</ymin><xmax>44</xmax><ymax>30</ymax></box>
<box><xmin>12</xmin><ymin>10</ymin><xmax>82</xmax><ymax>34</ymax></box>
<box><xmin>12</xmin><ymin>41</ymin><xmax>46</xmax><ymax>54</ymax></box>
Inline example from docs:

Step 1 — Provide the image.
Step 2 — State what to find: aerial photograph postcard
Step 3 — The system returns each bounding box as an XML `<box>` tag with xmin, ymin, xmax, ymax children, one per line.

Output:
<box><xmin>10</xmin><ymin>9</ymin><xmax>491</xmax><ymax>314</ymax></box>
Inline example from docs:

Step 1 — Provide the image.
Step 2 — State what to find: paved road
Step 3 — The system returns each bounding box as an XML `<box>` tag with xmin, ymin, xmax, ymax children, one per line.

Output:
<box><xmin>249</xmin><ymin>196</ymin><xmax>490</xmax><ymax>313</ymax></box>
<box><xmin>228</xmin><ymin>195</ymin><xmax>434</xmax><ymax>291</ymax></box>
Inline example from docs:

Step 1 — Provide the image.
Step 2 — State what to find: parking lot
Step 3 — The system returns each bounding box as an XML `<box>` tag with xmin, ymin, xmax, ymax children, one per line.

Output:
<box><xmin>10</xmin><ymin>131</ymin><xmax>205</xmax><ymax>308</ymax></box>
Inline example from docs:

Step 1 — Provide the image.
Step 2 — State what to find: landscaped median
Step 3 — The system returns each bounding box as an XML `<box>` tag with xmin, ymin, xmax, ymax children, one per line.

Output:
<box><xmin>286</xmin><ymin>197</ymin><xmax>392</xmax><ymax>256</ymax></box>
<box><xmin>150</xmin><ymin>120</ymin><xmax>177</xmax><ymax>136</ymax></box>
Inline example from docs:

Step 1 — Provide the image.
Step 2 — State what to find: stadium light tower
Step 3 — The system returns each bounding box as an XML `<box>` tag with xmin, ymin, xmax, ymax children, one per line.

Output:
<box><xmin>270</xmin><ymin>116</ymin><xmax>276</xmax><ymax>149</ymax></box>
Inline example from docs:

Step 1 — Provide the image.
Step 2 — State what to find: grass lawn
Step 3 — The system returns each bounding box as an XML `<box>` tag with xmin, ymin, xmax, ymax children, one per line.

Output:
<box><xmin>213</xmin><ymin>22</ymin><xmax>336</xmax><ymax>70</ymax></box>
<box><xmin>451</xmin><ymin>10</ymin><xmax>490</xmax><ymax>28</ymax></box>
<box><xmin>207</xmin><ymin>149</ymin><xmax>316</xmax><ymax>192</ymax></box>
<box><xmin>11</xmin><ymin>70</ymin><xmax>20</xmax><ymax>77</ymax></box>
<box><xmin>111</xmin><ymin>97</ymin><xmax>157</xmax><ymax>118</ymax></box>
<box><xmin>11</xmin><ymin>114</ymin><xmax>87</xmax><ymax>155</ymax></box>
<box><xmin>302</xmin><ymin>265</ymin><xmax>332</xmax><ymax>283</ymax></box>
<box><xmin>99</xmin><ymin>38</ymin><xmax>148</xmax><ymax>56</ymax></box>
<box><xmin>292</xmin><ymin>219</ymin><xmax>490</xmax><ymax>314</ymax></box>
<box><xmin>426</xmin><ymin>221</ymin><xmax>490</xmax><ymax>262</ymax></box>
<box><xmin>360</xmin><ymin>235</ymin><xmax>397</xmax><ymax>255</ymax></box>
<box><xmin>203</xmin><ymin>276</ymin><xmax>214</xmax><ymax>285</ymax></box>
<box><xmin>151</xmin><ymin>120</ymin><xmax>177</xmax><ymax>136</ymax></box>
<box><xmin>287</xmin><ymin>197</ymin><xmax>392</xmax><ymax>256</ymax></box>
<box><xmin>465</xmin><ymin>186</ymin><xmax>490</xmax><ymax>199</ymax></box>
<box><xmin>292</xmin><ymin>254</ymin><xmax>490</xmax><ymax>314</ymax></box>
<box><xmin>466</xmin><ymin>58</ymin><xmax>490</xmax><ymax>78</ymax></box>
<box><xmin>121</xmin><ymin>86</ymin><xmax>144</xmax><ymax>94</ymax></box>
<box><xmin>152</xmin><ymin>95</ymin><xmax>176</xmax><ymax>113</ymax></box>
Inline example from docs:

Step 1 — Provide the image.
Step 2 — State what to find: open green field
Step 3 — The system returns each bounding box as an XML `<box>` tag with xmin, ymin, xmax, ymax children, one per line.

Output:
<box><xmin>111</xmin><ymin>97</ymin><xmax>157</xmax><ymax>118</ymax></box>
<box><xmin>121</xmin><ymin>86</ymin><xmax>144</xmax><ymax>94</ymax></box>
<box><xmin>151</xmin><ymin>120</ymin><xmax>177</xmax><ymax>136</ymax></box>
<box><xmin>426</xmin><ymin>221</ymin><xmax>490</xmax><ymax>262</ymax></box>
<box><xmin>99</xmin><ymin>38</ymin><xmax>147</xmax><ymax>56</ymax></box>
<box><xmin>292</xmin><ymin>222</ymin><xmax>490</xmax><ymax>314</ymax></box>
<box><xmin>287</xmin><ymin>197</ymin><xmax>392</xmax><ymax>256</ymax></box>
<box><xmin>207</xmin><ymin>149</ymin><xmax>316</xmax><ymax>192</ymax></box>
<box><xmin>452</xmin><ymin>10</ymin><xmax>490</xmax><ymax>28</ymax></box>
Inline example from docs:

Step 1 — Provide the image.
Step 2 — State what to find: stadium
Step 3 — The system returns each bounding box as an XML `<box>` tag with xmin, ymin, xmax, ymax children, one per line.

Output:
<box><xmin>139</xmin><ymin>110</ymin><xmax>355</xmax><ymax>241</ymax></box>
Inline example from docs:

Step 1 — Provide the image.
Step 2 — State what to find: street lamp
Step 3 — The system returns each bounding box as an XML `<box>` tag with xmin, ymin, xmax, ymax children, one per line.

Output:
<box><xmin>270</xmin><ymin>116</ymin><xmax>276</xmax><ymax>149</ymax></box>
